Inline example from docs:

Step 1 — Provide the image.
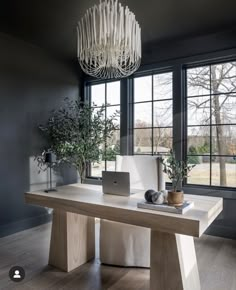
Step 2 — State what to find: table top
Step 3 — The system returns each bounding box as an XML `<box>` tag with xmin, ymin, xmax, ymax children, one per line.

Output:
<box><xmin>25</xmin><ymin>183</ymin><xmax>223</xmax><ymax>237</ymax></box>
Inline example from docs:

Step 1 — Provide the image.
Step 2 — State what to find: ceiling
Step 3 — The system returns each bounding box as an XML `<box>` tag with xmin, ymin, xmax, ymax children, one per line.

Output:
<box><xmin>0</xmin><ymin>0</ymin><xmax>236</xmax><ymax>61</ymax></box>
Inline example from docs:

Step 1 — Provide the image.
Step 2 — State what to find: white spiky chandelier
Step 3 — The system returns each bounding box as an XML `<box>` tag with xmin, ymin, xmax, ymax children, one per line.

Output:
<box><xmin>77</xmin><ymin>0</ymin><xmax>141</xmax><ymax>79</ymax></box>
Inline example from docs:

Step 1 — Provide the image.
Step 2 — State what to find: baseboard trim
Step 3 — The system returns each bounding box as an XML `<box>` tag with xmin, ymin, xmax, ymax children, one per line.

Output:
<box><xmin>0</xmin><ymin>213</ymin><xmax>52</xmax><ymax>238</ymax></box>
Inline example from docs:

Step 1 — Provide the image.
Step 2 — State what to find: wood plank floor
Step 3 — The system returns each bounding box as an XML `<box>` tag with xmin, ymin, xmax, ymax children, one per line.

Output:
<box><xmin>0</xmin><ymin>222</ymin><xmax>236</xmax><ymax>290</ymax></box>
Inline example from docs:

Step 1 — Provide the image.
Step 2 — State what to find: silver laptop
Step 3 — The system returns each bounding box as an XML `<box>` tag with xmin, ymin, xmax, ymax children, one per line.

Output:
<box><xmin>102</xmin><ymin>171</ymin><xmax>131</xmax><ymax>196</ymax></box>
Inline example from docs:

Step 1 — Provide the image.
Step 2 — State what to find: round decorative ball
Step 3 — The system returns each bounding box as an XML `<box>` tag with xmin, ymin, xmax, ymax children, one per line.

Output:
<box><xmin>152</xmin><ymin>191</ymin><xmax>164</xmax><ymax>204</ymax></box>
<box><xmin>160</xmin><ymin>190</ymin><xmax>168</xmax><ymax>203</ymax></box>
<box><xmin>144</xmin><ymin>189</ymin><xmax>156</xmax><ymax>203</ymax></box>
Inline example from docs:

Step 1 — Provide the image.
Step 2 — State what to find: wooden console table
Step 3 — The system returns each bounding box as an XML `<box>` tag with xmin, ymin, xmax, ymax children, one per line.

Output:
<box><xmin>25</xmin><ymin>183</ymin><xmax>223</xmax><ymax>290</ymax></box>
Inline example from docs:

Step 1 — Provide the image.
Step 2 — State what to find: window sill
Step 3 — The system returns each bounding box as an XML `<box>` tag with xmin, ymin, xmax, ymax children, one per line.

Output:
<box><xmin>84</xmin><ymin>177</ymin><xmax>102</xmax><ymax>186</ymax></box>
<box><xmin>182</xmin><ymin>185</ymin><xmax>236</xmax><ymax>200</ymax></box>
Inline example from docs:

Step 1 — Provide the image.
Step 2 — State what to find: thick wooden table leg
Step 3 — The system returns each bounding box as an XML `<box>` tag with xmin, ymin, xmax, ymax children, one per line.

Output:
<box><xmin>150</xmin><ymin>230</ymin><xmax>200</xmax><ymax>290</ymax></box>
<box><xmin>49</xmin><ymin>209</ymin><xmax>95</xmax><ymax>272</ymax></box>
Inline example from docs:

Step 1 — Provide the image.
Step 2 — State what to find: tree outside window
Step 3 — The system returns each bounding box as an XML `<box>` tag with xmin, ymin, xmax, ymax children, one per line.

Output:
<box><xmin>187</xmin><ymin>62</ymin><xmax>236</xmax><ymax>187</ymax></box>
<box><xmin>90</xmin><ymin>81</ymin><xmax>120</xmax><ymax>177</ymax></box>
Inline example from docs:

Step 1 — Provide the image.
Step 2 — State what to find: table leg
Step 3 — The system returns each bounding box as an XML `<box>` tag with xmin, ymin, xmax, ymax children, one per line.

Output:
<box><xmin>49</xmin><ymin>209</ymin><xmax>95</xmax><ymax>272</ymax></box>
<box><xmin>150</xmin><ymin>230</ymin><xmax>200</xmax><ymax>290</ymax></box>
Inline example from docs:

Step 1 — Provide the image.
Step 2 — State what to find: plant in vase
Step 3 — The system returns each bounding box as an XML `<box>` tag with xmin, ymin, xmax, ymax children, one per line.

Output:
<box><xmin>161</xmin><ymin>150</ymin><xmax>196</xmax><ymax>206</ymax></box>
<box><xmin>38</xmin><ymin>97</ymin><xmax>119</xmax><ymax>183</ymax></box>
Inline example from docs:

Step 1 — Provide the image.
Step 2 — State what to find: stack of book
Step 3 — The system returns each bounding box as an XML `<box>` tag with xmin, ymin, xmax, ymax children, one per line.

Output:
<box><xmin>137</xmin><ymin>200</ymin><xmax>194</xmax><ymax>214</ymax></box>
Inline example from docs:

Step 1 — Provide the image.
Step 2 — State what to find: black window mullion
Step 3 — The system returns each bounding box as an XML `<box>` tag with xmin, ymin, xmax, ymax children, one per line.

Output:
<box><xmin>105</xmin><ymin>83</ymin><xmax>107</xmax><ymax>171</ymax></box>
<box><xmin>173</xmin><ymin>64</ymin><xmax>184</xmax><ymax>161</ymax></box>
<box><xmin>152</xmin><ymin>74</ymin><xmax>154</xmax><ymax>155</ymax></box>
<box><xmin>210</xmin><ymin>65</ymin><xmax>212</xmax><ymax>186</ymax></box>
<box><xmin>120</xmin><ymin>78</ymin><xmax>130</xmax><ymax>155</ymax></box>
<box><xmin>129</xmin><ymin>77</ymin><xmax>135</xmax><ymax>155</ymax></box>
<box><xmin>184</xmin><ymin>67</ymin><xmax>188</xmax><ymax>186</ymax></box>
<box><xmin>87</xmin><ymin>84</ymin><xmax>92</xmax><ymax>177</ymax></box>
<box><xmin>187</xmin><ymin>91</ymin><xmax>236</xmax><ymax>99</ymax></box>
<box><xmin>132</xmin><ymin>98</ymin><xmax>173</xmax><ymax>104</ymax></box>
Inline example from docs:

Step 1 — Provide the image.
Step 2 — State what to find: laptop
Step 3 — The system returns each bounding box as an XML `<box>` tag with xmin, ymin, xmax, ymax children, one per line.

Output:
<box><xmin>102</xmin><ymin>171</ymin><xmax>131</xmax><ymax>196</ymax></box>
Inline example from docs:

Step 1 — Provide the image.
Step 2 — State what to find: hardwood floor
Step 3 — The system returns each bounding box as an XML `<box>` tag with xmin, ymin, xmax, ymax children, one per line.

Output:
<box><xmin>0</xmin><ymin>222</ymin><xmax>236</xmax><ymax>290</ymax></box>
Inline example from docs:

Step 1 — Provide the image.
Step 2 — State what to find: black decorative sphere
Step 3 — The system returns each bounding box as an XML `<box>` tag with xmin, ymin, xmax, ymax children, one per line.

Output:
<box><xmin>144</xmin><ymin>189</ymin><xmax>156</xmax><ymax>203</ymax></box>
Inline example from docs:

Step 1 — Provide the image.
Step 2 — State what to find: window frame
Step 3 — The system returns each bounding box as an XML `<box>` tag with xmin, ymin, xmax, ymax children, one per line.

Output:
<box><xmin>131</xmin><ymin>70</ymin><xmax>174</xmax><ymax>156</ymax></box>
<box><xmin>84</xmin><ymin>55</ymin><xmax>236</xmax><ymax>190</ymax></box>
<box><xmin>85</xmin><ymin>79</ymin><xmax>121</xmax><ymax>179</ymax></box>
<box><xmin>184</xmin><ymin>58</ymin><xmax>236</xmax><ymax>190</ymax></box>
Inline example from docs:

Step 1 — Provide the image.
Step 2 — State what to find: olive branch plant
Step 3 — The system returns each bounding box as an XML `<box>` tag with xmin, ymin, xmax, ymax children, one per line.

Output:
<box><xmin>38</xmin><ymin>98</ymin><xmax>119</xmax><ymax>183</ymax></box>
<box><xmin>161</xmin><ymin>149</ymin><xmax>196</xmax><ymax>192</ymax></box>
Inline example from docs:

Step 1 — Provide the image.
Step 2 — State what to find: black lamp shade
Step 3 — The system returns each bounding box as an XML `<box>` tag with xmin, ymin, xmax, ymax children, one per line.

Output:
<box><xmin>45</xmin><ymin>152</ymin><xmax>56</xmax><ymax>163</ymax></box>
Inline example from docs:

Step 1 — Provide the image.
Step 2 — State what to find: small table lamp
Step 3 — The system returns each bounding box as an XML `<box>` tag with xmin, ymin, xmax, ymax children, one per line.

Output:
<box><xmin>45</xmin><ymin>152</ymin><xmax>57</xmax><ymax>192</ymax></box>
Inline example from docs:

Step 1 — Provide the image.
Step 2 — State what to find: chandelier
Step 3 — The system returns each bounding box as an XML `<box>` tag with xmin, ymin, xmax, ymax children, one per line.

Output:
<box><xmin>77</xmin><ymin>0</ymin><xmax>141</xmax><ymax>79</ymax></box>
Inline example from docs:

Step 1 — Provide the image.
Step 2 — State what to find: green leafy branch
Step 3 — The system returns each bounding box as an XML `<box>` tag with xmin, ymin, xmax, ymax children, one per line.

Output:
<box><xmin>38</xmin><ymin>97</ymin><xmax>119</xmax><ymax>183</ymax></box>
<box><xmin>161</xmin><ymin>150</ymin><xmax>196</xmax><ymax>192</ymax></box>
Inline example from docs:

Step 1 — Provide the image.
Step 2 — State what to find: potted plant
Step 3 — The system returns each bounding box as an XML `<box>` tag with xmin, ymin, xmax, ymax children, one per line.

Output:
<box><xmin>161</xmin><ymin>150</ymin><xmax>196</xmax><ymax>206</ymax></box>
<box><xmin>38</xmin><ymin>98</ymin><xmax>119</xmax><ymax>183</ymax></box>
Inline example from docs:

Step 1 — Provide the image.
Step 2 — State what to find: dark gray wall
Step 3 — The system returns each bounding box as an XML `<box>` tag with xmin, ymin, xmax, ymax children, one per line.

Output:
<box><xmin>0</xmin><ymin>33</ymin><xmax>79</xmax><ymax>237</ymax></box>
<box><xmin>1</xmin><ymin>0</ymin><xmax>236</xmax><ymax>61</ymax></box>
<box><xmin>141</xmin><ymin>27</ymin><xmax>236</xmax><ymax>68</ymax></box>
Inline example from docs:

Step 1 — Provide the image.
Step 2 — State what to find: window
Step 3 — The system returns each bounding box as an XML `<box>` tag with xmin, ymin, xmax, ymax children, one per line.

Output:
<box><xmin>186</xmin><ymin>61</ymin><xmax>236</xmax><ymax>187</ymax></box>
<box><xmin>89</xmin><ymin>81</ymin><xmax>121</xmax><ymax>178</ymax></box>
<box><xmin>133</xmin><ymin>72</ymin><xmax>173</xmax><ymax>155</ymax></box>
<box><xmin>85</xmin><ymin>58</ymin><xmax>236</xmax><ymax>189</ymax></box>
